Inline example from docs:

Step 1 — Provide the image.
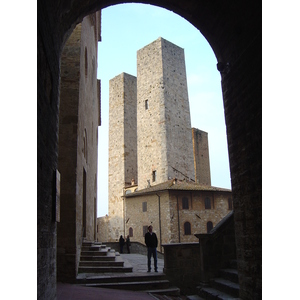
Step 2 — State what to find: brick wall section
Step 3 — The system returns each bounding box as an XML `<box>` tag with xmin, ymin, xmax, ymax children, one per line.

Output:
<box><xmin>192</xmin><ymin>128</ymin><xmax>211</xmax><ymax>185</ymax></box>
<box><xmin>56</xmin><ymin>14</ymin><xmax>100</xmax><ymax>282</ymax></box>
<box><xmin>222</xmin><ymin>34</ymin><xmax>262</xmax><ymax>299</ymax></box>
<box><xmin>108</xmin><ymin>73</ymin><xmax>137</xmax><ymax>241</ymax></box>
<box><xmin>163</xmin><ymin>243</ymin><xmax>201</xmax><ymax>295</ymax></box>
<box><xmin>137</xmin><ymin>38</ymin><xmax>195</xmax><ymax>189</ymax></box>
<box><xmin>57</xmin><ymin>22</ymin><xmax>81</xmax><ymax>283</ymax></box>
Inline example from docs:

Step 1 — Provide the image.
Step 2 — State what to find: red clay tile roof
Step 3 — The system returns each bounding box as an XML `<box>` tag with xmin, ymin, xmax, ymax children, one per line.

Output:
<box><xmin>124</xmin><ymin>178</ymin><xmax>231</xmax><ymax>198</ymax></box>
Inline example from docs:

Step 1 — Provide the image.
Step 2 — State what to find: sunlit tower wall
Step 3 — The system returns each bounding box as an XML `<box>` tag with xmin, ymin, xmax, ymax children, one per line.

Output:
<box><xmin>137</xmin><ymin>37</ymin><xmax>195</xmax><ymax>189</ymax></box>
<box><xmin>108</xmin><ymin>72</ymin><xmax>137</xmax><ymax>241</ymax></box>
<box><xmin>192</xmin><ymin>128</ymin><xmax>211</xmax><ymax>185</ymax></box>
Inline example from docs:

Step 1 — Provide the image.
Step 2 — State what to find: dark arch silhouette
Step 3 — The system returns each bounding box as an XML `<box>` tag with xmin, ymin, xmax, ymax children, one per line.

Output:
<box><xmin>37</xmin><ymin>1</ymin><xmax>261</xmax><ymax>299</ymax></box>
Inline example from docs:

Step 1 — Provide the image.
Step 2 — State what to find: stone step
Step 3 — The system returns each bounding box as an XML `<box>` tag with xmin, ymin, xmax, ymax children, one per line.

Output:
<box><xmin>211</xmin><ymin>278</ymin><xmax>239</xmax><ymax>298</ymax></box>
<box><xmin>78</xmin><ymin>265</ymin><xmax>133</xmax><ymax>273</ymax></box>
<box><xmin>80</xmin><ymin>250</ymin><xmax>110</xmax><ymax>256</ymax></box>
<box><xmin>80</xmin><ymin>255</ymin><xmax>116</xmax><ymax>262</ymax></box>
<box><xmin>199</xmin><ymin>286</ymin><xmax>240</xmax><ymax>300</ymax></box>
<box><xmin>219</xmin><ymin>269</ymin><xmax>239</xmax><ymax>284</ymax></box>
<box><xmin>186</xmin><ymin>295</ymin><xmax>205</xmax><ymax>300</ymax></box>
<box><xmin>80</xmin><ymin>274</ymin><xmax>167</xmax><ymax>284</ymax></box>
<box><xmin>85</xmin><ymin>279</ymin><xmax>170</xmax><ymax>291</ymax></box>
<box><xmin>79</xmin><ymin>260</ymin><xmax>124</xmax><ymax>267</ymax></box>
<box><xmin>81</xmin><ymin>245</ymin><xmax>110</xmax><ymax>252</ymax></box>
<box><xmin>146</xmin><ymin>286</ymin><xmax>181</xmax><ymax>296</ymax></box>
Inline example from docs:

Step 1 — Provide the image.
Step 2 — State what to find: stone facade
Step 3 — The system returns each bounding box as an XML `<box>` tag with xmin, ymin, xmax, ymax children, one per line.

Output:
<box><xmin>107</xmin><ymin>73</ymin><xmax>137</xmax><ymax>241</ymax></box>
<box><xmin>192</xmin><ymin>128</ymin><xmax>211</xmax><ymax>185</ymax></box>
<box><xmin>57</xmin><ymin>13</ymin><xmax>101</xmax><ymax>282</ymax></box>
<box><xmin>124</xmin><ymin>179</ymin><xmax>232</xmax><ymax>252</ymax></box>
<box><xmin>137</xmin><ymin>38</ymin><xmax>195</xmax><ymax>188</ymax></box>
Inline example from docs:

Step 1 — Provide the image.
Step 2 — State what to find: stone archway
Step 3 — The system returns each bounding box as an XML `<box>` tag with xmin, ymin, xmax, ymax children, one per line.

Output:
<box><xmin>37</xmin><ymin>1</ymin><xmax>261</xmax><ymax>299</ymax></box>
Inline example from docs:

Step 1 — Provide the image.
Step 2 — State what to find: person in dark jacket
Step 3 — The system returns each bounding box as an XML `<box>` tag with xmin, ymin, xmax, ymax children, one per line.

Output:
<box><xmin>126</xmin><ymin>235</ymin><xmax>131</xmax><ymax>254</ymax></box>
<box><xmin>145</xmin><ymin>225</ymin><xmax>158</xmax><ymax>272</ymax></box>
<box><xmin>119</xmin><ymin>235</ymin><xmax>125</xmax><ymax>253</ymax></box>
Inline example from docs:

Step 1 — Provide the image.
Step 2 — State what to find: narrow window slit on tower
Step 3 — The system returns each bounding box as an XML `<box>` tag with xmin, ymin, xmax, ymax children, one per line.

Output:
<box><xmin>145</xmin><ymin>99</ymin><xmax>149</xmax><ymax>110</ymax></box>
<box><xmin>152</xmin><ymin>170</ymin><xmax>157</xmax><ymax>182</ymax></box>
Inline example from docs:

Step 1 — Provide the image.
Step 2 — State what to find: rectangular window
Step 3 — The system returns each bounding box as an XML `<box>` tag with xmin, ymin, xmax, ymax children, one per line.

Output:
<box><xmin>143</xmin><ymin>225</ymin><xmax>148</xmax><ymax>237</ymax></box>
<box><xmin>152</xmin><ymin>170</ymin><xmax>156</xmax><ymax>182</ymax></box>
<box><xmin>182</xmin><ymin>197</ymin><xmax>189</xmax><ymax>209</ymax></box>
<box><xmin>142</xmin><ymin>201</ymin><xmax>147</xmax><ymax>212</ymax></box>
<box><xmin>145</xmin><ymin>99</ymin><xmax>149</xmax><ymax>110</ymax></box>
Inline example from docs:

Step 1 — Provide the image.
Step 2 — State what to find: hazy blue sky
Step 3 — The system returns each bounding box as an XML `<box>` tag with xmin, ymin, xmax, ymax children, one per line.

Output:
<box><xmin>97</xmin><ymin>3</ymin><xmax>231</xmax><ymax>217</ymax></box>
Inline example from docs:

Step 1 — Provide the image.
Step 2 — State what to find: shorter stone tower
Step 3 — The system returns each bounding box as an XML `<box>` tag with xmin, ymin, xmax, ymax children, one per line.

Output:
<box><xmin>107</xmin><ymin>72</ymin><xmax>137</xmax><ymax>241</ymax></box>
<box><xmin>192</xmin><ymin>128</ymin><xmax>211</xmax><ymax>185</ymax></box>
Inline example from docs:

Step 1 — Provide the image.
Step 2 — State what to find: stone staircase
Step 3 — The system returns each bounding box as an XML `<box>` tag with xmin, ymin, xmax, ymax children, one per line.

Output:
<box><xmin>77</xmin><ymin>241</ymin><xmax>180</xmax><ymax>296</ymax></box>
<box><xmin>187</xmin><ymin>260</ymin><xmax>241</xmax><ymax>300</ymax></box>
<box><xmin>78</xmin><ymin>241</ymin><xmax>132</xmax><ymax>273</ymax></box>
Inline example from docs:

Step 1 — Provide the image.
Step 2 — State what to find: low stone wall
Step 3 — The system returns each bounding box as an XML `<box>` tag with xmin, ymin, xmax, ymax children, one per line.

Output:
<box><xmin>162</xmin><ymin>212</ymin><xmax>236</xmax><ymax>295</ymax></box>
<box><xmin>163</xmin><ymin>243</ymin><xmax>201</xmax><ymax>295</ymax></box>
<box><xmin>103</xmin><ymin>241</ymin><xmax>164</xmax><ymax>259</ymax></box>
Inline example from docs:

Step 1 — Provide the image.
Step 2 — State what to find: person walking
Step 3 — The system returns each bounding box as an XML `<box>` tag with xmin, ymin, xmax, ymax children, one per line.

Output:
<box><xmin>126</xmin><ymin>235</ymin><xmax>131</xmax><ymax>254</ymax></box>
<box><xmin>145</xmin><ymin>225</ymin><xmax>158</xmax><ymax>272</ymax></box>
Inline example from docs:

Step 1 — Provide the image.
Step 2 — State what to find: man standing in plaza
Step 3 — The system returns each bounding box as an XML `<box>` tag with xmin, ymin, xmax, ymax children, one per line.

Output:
<box><xmin>145</xmin><ymin>225</ymin><xmax>158</xmax><ymax>272</ymax></box>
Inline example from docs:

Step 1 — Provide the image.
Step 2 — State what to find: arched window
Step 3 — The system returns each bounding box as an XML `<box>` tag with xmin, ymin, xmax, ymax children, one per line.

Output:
<box><xmin>129</xmin><ymin>227</ymin><xmax>133</xmax><ymax>237</ymax></box>
<box><xmin>207</xmin><ymin>221</ymin><xmax>213</xmax><ymax>233</ymax></box>
<box><xmin>184</xmin><ymin>222</ymin><xmax>191</xmax><ymax>235</ymax></box>
<box><xmin>205</xmin><ymin>197</ymin><xmax>211</xmax><ymax>209</ymax></box>
<box><xmin>182</xmin><ymin>197</ymin><xmax>189</xmax><ymax>209</ymax></box>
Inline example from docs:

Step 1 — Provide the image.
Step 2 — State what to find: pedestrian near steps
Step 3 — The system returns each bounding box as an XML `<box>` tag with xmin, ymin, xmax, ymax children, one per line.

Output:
<box><xmin>145</xmin><ymin>225</ymin><xmax>158</xmax><ymax>272</ymax></box>
<box><xmin>126</xmin><ymin>235</ymin><xmax>131</xmax><ymax>253</ymax></box>
<box><xmin>119</xmin><ymin>235</ymin><xmax>125</xmax><ymax>253</ymax></box>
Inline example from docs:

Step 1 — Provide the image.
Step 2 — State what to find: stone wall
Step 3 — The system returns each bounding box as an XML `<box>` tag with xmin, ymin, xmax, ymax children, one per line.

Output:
<box><xmin>137</xmin><ymin>38</ymin><xmax>195</xmax><ymax>189</ymax></box>
<box><xmin>56</xmin><ymin>13</ymin><xmax>100</xmax><ymax>282</ymax></box>
<box><xmin>192</xmin><ymin>128</ymin><xmax>211</xmax><ymax>185</ymax></box>
<box><xmin>163</xmin><ymin>243</ymin><xmax>201</xmax><ymax>295</ymax></box>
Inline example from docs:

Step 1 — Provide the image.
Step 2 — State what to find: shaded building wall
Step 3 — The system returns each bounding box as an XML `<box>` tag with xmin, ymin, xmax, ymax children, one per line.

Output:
<box><xmin>108</xmin><ymin>73</ymin><xmax>137</xmax><ymax>241</ymax></box>
<box><xmin>57</xmin><ymin>12</ymin><xmax>100</xmax><ymax>282</ymax></box>
<box><xmin>192</xmin><ymin>128</ymin><xmax>211</xmax><ymax>185</ymax></box>
<box><xmin>57</xmin><ymin>21</ymin><xmax>81</xmax><ymax>283</ymax></box>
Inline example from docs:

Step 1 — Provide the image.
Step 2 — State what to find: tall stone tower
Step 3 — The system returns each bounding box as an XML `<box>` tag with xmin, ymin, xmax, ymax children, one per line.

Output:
<box><xmin>108</xmin><ymin>72</ymin><xmax>137</xmax><ymax>241</ymax></box>
<box><xmin>137</xmin><ymin>37</ymin><xmax>195</xmax><ymax>189</ymax></box>
<box><xmin>192</xmin><ymin>128</ymin><xmax>211</xmax><ymax>185</ymax></box>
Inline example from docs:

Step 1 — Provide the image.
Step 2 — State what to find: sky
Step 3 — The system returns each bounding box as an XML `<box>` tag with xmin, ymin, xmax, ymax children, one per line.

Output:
<box><xmin>96</xmin><ymin>3</ymin><xmax>231</xmax><ymax>217</ymax></box>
